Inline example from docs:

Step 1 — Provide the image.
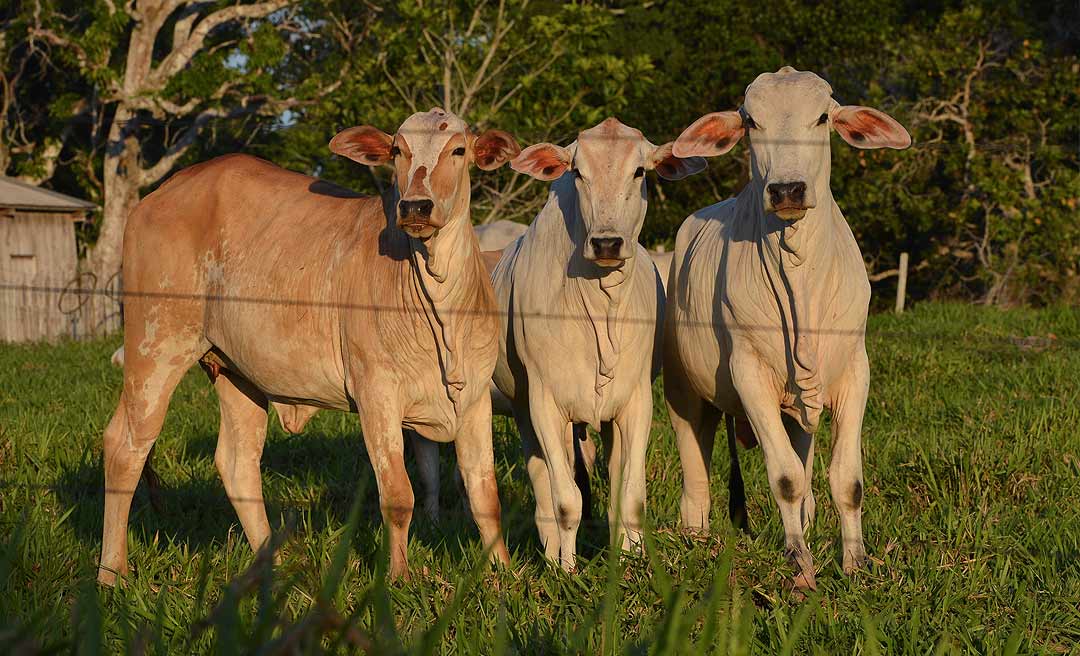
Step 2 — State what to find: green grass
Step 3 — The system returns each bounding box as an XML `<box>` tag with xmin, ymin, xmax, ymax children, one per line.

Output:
<box><xmin>2</xmin><ymin>302</ymin><xmax>1079</xmax><ymax>653</ymax></box>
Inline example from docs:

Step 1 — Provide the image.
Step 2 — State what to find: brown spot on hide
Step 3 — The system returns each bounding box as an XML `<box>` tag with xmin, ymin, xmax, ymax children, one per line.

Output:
<box><xmin>852</xmin><ymin>480</ymin><xmax>863</xmax><ymax>507</ymax></box>
<box><xmin>778</xmin><ymin>476</ymin><xmax>797</xmax><ymax>503</ymax></box>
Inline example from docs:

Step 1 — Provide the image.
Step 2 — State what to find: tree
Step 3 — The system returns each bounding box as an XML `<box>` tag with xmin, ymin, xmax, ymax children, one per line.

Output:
<box><xmin>260</xmin><ymin>0</ymin><xmax>652</xmax><ymax>226</ymax></box>
<box><xmin>24</xmin><ymin>0</ymin><xmax>326</xmax><ymax>283</ymax></box>
<box><xmin>862</xmin><ymin>4</ymin><xmax>1080</xmax><ymax>304</ymax></box>
<box><xmin>0</xmin><ymin>7</ymin><xmax>92</xmax><ymax>185</ymax></box>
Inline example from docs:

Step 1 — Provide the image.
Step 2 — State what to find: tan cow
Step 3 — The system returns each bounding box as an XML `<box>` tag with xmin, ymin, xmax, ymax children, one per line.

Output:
<box><xmin>664</xmin><ymin>67</ymin><xmax>910</xmax><ymax>590</ymax></box>
<box><xmin>492</xmin><ymin>118</ymin><xmax>705</xmax><ymax>570</ymax></box>
<box><xmin>97</xmin><ymin>108</ymin><xmax>520</xmax><ymax>585</ymax></box>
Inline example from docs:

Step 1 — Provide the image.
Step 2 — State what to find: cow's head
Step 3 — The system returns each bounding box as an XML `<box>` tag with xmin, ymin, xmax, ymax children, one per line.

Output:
<box><xmin>511</xmin><ymin>118</ymin><xmax>705</xmax><ymax>267</ymax></box>
<box><xmin>674</xmin><ymin>67</ymin><xmax>910</xmax><ymax>221</ymax></box>
<box><xmin>329</xmin><ymin>108</ymin><xmax>519</xmax><ymax>239</ymax></box>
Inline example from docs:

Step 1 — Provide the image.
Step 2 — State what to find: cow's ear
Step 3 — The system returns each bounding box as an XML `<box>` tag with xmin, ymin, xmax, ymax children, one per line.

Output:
<box><xmin>649</xmin><ymin>141</ymin><xmax>707</xmax><ymax>181</ymax></box>
<box><xmin>831</xmin><ymin>106</ymin><xmax>911</xmax><ymax>150</ymax></box>
<box><xmin>473</xmin><ymin>129</ymin><xmax>521</xmax><ymax>170</ymax></box>
<box><xmin>673</xmin><ymin>111</ymin><xmax>744</xmax><ymax>158</ymax></box>
<box><xmin>329</xmin><ymin>126</ymin><xmax>394</xmax><ymax>166</ymax></box>
<box><xmin>511</xmin><ymin>143</ymin><xmax>572</xmax><ymax>181</ymax></box>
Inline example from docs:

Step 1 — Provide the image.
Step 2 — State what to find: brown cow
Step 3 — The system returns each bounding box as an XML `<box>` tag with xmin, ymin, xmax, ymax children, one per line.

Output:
<box><xmin>98</xmin><ymin>108</ymin><xmax>519</xmax><ymax>585</ymax></box>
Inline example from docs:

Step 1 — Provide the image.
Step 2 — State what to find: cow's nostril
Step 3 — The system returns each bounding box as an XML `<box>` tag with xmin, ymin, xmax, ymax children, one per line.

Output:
<box><xmin>590</xmin><ymin>237</ymin><xmax>624</xmax><ymax>258</ymax></box>
<box><xmin>767</xmin><ymin>182</ymin><xmax>807</xmax><ymax>206</ymax></box>
<box><xmin>399</xmin><ymin>199</ymin><xmax>434</xmax><ymax>217</ymax></box>
<box><xmin>787</xmin><ymin>182</ymin><xmax>806</xmax><ymax>202</ymax></box>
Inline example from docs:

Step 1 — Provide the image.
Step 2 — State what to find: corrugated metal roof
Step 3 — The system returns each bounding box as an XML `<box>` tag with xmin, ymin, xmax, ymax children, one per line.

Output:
<box><xmin>0</xmin><ymin>176</ymin><xmax>96</xmax><ymax>212</ymax></box>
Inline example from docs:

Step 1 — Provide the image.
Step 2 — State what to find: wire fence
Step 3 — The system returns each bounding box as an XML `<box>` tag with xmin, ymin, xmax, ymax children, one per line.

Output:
<box><xmin>0</xmin><ymin>281</ymin><xmax>1075</xmax><ymax>348</ymax></box>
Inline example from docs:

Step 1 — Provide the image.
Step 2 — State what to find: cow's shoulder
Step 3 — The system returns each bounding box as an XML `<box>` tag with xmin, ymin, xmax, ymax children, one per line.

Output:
<box><xmin>675</xmin><ymin>198</ymin><xmax>735</xmax><ymax>259</ymax></box>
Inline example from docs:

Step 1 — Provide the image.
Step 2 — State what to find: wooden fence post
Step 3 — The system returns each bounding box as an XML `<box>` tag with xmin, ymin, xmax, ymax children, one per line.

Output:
<box><xmin>895</xmin><ymin>252</ymin><xmax>909</xmax><ymax>314</ymax></box>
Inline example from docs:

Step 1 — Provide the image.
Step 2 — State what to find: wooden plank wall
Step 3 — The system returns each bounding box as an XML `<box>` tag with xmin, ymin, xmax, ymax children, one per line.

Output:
<box><xmin>0</xmin><ymin>210</ymin><xmax>120</xmax><ymax>342</ymax></box>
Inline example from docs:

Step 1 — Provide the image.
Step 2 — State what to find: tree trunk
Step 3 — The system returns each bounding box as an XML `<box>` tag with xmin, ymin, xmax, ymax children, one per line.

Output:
<box><xmin>87</xmin><ymin>105</ymin><xmax>141</xmax><ymax>286</ymax></box>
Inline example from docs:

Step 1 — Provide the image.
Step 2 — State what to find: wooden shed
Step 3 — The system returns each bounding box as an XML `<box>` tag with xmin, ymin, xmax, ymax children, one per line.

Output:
<box><xmin>0</xmin><ymin>177</ymin><xmax>96</xmax><ymax>342</ymax></box>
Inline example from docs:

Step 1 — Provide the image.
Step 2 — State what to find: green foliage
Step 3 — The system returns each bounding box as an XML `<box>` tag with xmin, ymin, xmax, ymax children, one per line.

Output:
<box><xmin>2</xmin><ymin>0</ymin><xmax>1076</xmax><ymax>301</ymax></box>
<box><xmin>2</xmin><ymin>304</ymin><xmax>1079</xmax><ymax>652</ymax></box>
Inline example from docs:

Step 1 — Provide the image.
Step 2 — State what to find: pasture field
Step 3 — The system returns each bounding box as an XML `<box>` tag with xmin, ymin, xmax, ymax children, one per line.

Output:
<box><xmin>1</xmin><ymin>302</ymin><xmax>1079</xmax><ymax>653</ymax></box>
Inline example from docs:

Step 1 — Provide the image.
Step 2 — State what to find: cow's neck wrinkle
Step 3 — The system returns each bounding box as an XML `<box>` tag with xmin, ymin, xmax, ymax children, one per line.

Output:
<box><xmin>408</xmin><ymin>199</ymin><xmax>486</xmax><ymax>414</ymax></box>
<box><xmin>540</xmin><ymin>178</ymin><xmax>627</xmax><ymax>403</ymax></box>
<box><xmin>740</xmin><ymin>183</ymin><xmax>841</xmax><ymax>432</ymax></box>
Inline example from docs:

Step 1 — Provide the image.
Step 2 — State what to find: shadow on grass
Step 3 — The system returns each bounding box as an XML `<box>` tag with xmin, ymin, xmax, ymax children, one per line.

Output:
<box><xmin>48</xmin><ymin>420</ymin><xmax>617</xmax><ymax>568</ymax></box>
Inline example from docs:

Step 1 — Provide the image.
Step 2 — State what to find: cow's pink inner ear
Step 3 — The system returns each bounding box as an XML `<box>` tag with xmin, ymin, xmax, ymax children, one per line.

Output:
<box><xmin>510</xmin><ymin>144</ymin><xmax>570</xmax><ymax>181</ymax></box>
<box><xmin>831</xmin><ymin>106</ymin><xmax>912</xmax><ymax>150</ymax></box>
<box><xmin>651</xmin><ymin>142</ymin><xmax>707</xmax><ymax>181</ymax></box>
<box><xmin>673</xmin><ymin>111</ymin><xmax>744</xmax><ymax>159</ymax></box>
<box><xmin>473</xmin><ymin>129</ymin><xmax>521</xmax><ymax>171</ymax></box>
<box><xmin>329</xmin><ymin>126</ymin><xmax>394</xmax><ymax>166</ymax></box>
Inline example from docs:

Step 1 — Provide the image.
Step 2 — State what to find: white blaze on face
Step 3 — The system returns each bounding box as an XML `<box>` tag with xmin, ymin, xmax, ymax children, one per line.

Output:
<box><xmin>328</xmin><ymin>110</ymin><xmax>519</xmax><ymax>243</ymax></box>
<box><xmin>394</xmin><ymin>109</ymin><xmax>469</xmax><ymax>206</ymax></box>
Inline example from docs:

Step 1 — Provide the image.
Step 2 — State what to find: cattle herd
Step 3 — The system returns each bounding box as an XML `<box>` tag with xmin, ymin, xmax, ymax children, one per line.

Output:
<box><xmin>97</xmin><ymin>67</ymin><xmax>911</xmax><ymax>592</ymax></box>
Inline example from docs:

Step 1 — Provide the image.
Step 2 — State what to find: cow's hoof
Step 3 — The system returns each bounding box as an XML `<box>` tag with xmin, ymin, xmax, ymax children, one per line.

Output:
<box><xmin>793</xmin><ymin>568</ymin><xmax>817</xmax><ymax>592</ymax></box>
<box><xmin>97</xmin><ymin>565</ymin><xmax>122</xmax><ymax>587</ymax></box>
<box><xmin>842</xmin><ymin>549</ymin><xmax>868</xmax><ymax>576</ymax></box>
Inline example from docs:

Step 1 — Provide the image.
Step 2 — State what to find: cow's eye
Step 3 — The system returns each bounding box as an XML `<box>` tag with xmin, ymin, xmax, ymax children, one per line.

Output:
<box><xmin>390</xmin><ymin>145</ymin><xmax>401</xmax><ymax>157</ymax></box>
<box><xmin>817</xmin><ymin>113</ymin><xmax>829</xmax><ymax>126</ymax></box>
<box><xmin>744</xmin><ymin>115</ymin><xmax>758</xmax><ymax>130</ymax></box>
<box><xmin>634</xmin><ymin>166</ymin><xmax>645</xmax><ymax>179</ymax></box>
<box><xmin>452</xmin><ymin>146</ymin><xmax>466</xmax><ymax>156</ymax></box>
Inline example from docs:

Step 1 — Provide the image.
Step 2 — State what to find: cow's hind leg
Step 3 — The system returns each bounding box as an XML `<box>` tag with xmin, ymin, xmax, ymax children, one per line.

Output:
<box><xmin>724</xmin><ymin>416</ymin><xmax>749</xmax><ymax>532</ymax></box>
<box><xmin>99</xmin><ymin>334</ymin><xmax>205</xmax><ymax>585</ymax></box>
<box><xmin>409</xmin><ymin>430</ymin><xmax>440</xmax><ymax>522</ymax></box>
<box><xmin>666</xmin><ymin>368</ymin><xmax>720</xmax><ymax>532</ymax></box>
<box><xmin>830</xmin><ymin>352</ymin><xmax>870</xmax><ymax>575</ymax></box>
<box><xmin>213</xmin><ymin>371</ymin><xmax>271</xmax><ymax>554</ymax></box>
<box><xmin>570</xmin><ymin>424</ymin><xmax>593</xmax><ymax>522</ymax></box>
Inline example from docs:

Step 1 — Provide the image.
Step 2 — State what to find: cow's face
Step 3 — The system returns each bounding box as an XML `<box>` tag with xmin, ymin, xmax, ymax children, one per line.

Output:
<box><xmin>329</xmin><ymin>108</ymin><xmax>519</xmax><ymax>239</ymax></box>
<box><xmin>511</xmin><ymin>118</ymin><xmax>704</xmax><ymax>267</ymax></box>
<box><xmin>673</xmin><ymin>67</ymin><xmax>910</xmax><ymax>221</ymax></box>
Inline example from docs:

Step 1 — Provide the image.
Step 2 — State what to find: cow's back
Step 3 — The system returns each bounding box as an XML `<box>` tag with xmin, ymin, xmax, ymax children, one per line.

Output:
<box><xmin>124</xmin><ymin>155</ymin><xmax>383</xmax><ymax>408</ymax></box>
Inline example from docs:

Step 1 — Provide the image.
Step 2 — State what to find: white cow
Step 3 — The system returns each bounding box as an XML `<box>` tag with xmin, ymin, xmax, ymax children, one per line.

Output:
<box><xmin>649</xmin><ymin>250</ymin><xmax>673</xmax><ymax>290</ymax></box>
<box><xmin>492</xmin><ymin>118</ymin><xmax>705</xmax><ymax>570</ymax></box>
<box><xmin>664</xmin><ymin>67</ymin><xmax>910</xmax><ymax>590</ymax></box>
<box><xmin>475</xmin><ymin>219</ymin><xmax>528</xmax><ymax>251</ymax></box>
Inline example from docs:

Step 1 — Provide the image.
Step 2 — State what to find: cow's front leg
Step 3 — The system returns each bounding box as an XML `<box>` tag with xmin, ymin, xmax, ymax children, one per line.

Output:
<box><xmin>454</xmin><ymin>394</ymin><xmax>511</xmax><ymax>567</ymax></box>
<box><xmin>519</xmin><ymin>407</ymin><xmax>560</xmax><ymax>560</ymax></box>
<box><xmin>731</xmin><ymin>352</ymin><xmax>816</xmax><ymax>590</ymax></box>
<box><xmin>612</xmin><ymin>382</ymin><xmax>653</xmax><ymax>551</ymax></box>
<box><xmin>783</xmin><ymin>414</ymin><xmax>816</xmax><ymax>532</ymax></box>
<box><xmin>528</xmin><ymin>386</ymin><xmax>580</xmax><ymax>571</ymax></box>
<box><xmin>830</xmin><ymin>350</ymin><xmax>870</xmax><ymax>575</ymax></box>
<box><xmin>357</xmin><ymin>395</ymin><xmax>413</xmax><ymax>580</ymax></box>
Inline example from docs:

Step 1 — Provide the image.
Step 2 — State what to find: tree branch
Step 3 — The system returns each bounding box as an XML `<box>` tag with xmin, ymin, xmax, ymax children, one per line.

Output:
<box><xmin>149</xmin><ymin>0</ymin><xmax>291</xmax><ymax>90</ymax></box>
